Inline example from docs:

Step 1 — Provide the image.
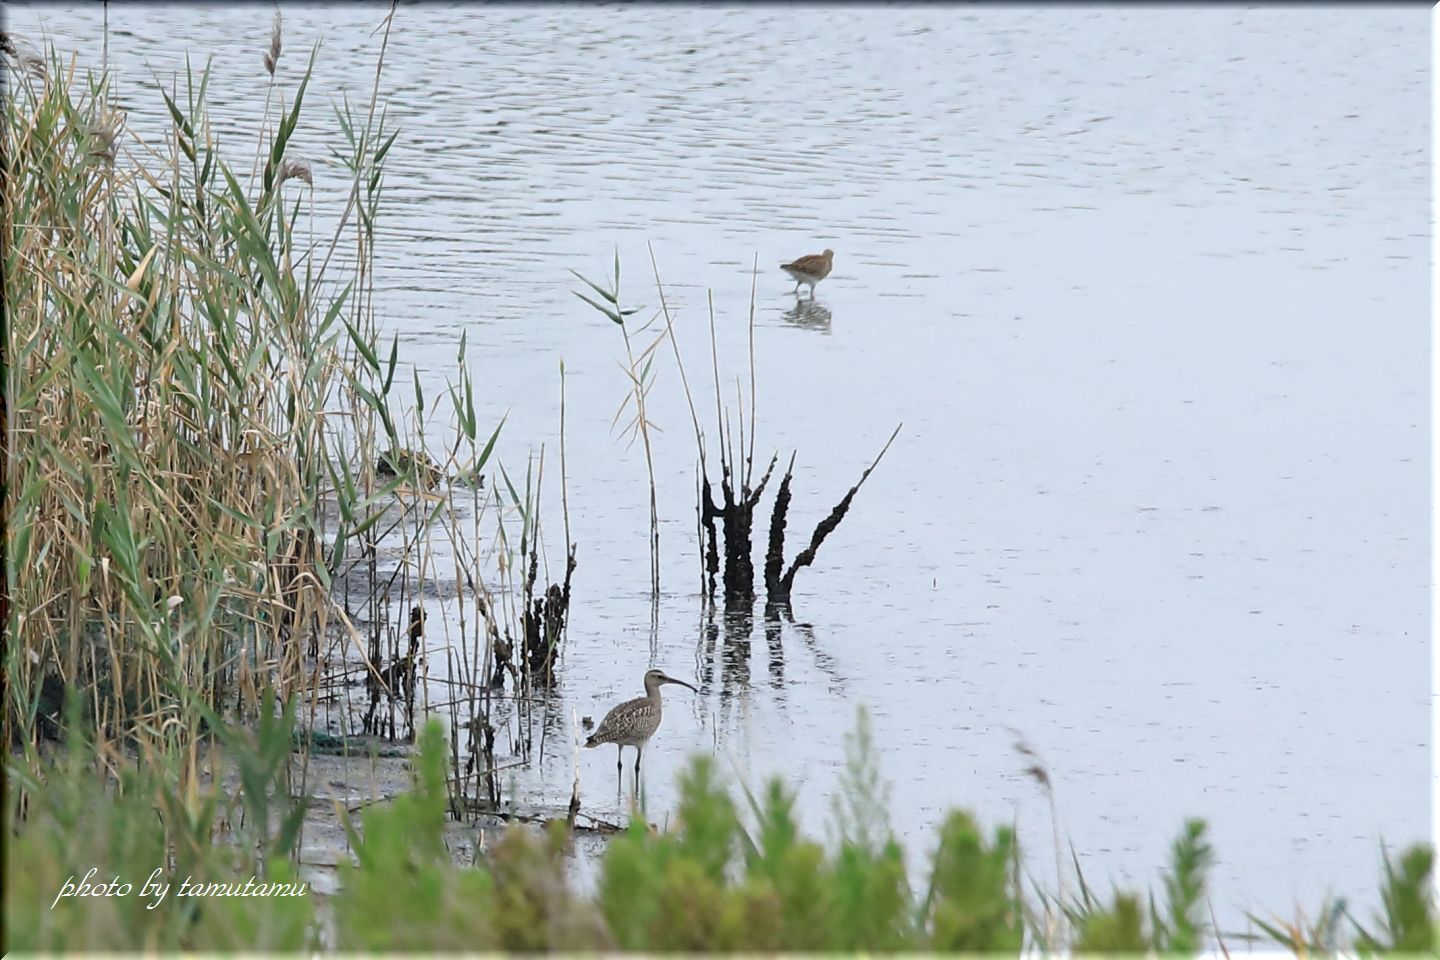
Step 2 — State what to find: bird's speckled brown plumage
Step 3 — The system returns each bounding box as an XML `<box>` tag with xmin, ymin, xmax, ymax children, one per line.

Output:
<box><xmin>780</xmin><ymin>248</ymin><xmax>834</xmax><ymax>298</ymax></box>
<box><xmin>585</xmin><ymin>668</ymin><xmax>697</xmax><ymax>776</ymax></box>
<box><xmin>588</xmin><ymin>694</ymin><xmax>662</xmax><ymax>746</ymax></box>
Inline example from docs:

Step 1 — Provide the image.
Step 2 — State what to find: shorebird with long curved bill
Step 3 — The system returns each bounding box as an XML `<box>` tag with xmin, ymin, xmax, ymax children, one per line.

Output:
<box><xmin>780</xmin><ymin>247</ymin><xmax>834</xmax><ymax>299</ymax></box>
<box><xmin>585</xmin><ymin>668</ymin><xmax>697</xmax><ymax>777</ymax></box>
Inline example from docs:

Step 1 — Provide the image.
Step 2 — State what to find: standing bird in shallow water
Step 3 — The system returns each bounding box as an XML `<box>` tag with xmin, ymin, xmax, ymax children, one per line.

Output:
<box><xmin>780</xmin><ymin>248</ymin><xmax>834</xmax><ymax>299</ymax></box>
<box><xmin>585</xmin><ymin>669</ymin><xmax>697</xmax><ymax>777</ymax></box>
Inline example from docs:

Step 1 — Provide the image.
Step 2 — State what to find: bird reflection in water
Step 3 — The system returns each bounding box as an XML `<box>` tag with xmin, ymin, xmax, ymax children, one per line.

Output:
<box><xmin>781</xmin><ymin>296</ymin><xmax>832</xmax><ymax>333</ymax></box>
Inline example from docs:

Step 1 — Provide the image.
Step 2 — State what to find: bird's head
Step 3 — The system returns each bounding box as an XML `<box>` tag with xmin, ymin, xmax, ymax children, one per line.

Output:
<box><xmin>822</xmin><ymin>248</ymin><xmax>835</xmax><ymax>260</ymax></box>
<box><xmin>644</xmin><ymin>668</ymin><xmax>697</xmax><ymax>693</ymax></box>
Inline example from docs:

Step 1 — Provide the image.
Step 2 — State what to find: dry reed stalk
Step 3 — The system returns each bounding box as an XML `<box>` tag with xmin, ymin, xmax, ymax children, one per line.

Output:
<box><xmin>645</xmin><ymin>243</ymin><xmax>708</xmax><ymax>602</ymax></box>
<box><xmin>1010</xmin><ymin>730</ymin><xmax>1067</xmax><ymax>947</ymax></box>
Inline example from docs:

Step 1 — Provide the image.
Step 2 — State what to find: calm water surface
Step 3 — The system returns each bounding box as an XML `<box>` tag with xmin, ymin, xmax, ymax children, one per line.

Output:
<box><xmin>10</xmin><ymin>3</ymin><xmax>1430</xmax><ymax>926</ymax></box>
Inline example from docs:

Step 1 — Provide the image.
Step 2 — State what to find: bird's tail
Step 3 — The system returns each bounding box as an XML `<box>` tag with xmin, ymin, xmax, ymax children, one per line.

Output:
<box><xmin>584</xmin><ymin>736</ymin><xmax>598</xmax><ymax>748</ymax></box>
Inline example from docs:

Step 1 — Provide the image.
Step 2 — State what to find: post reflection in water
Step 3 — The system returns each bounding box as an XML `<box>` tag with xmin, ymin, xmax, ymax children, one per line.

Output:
<box><xmin>696</xmin><ymin>603</ymin><xmax>847</xmax><ymax>705</ymax></box>
<box><xmin>696</xmin><ymin>608</ymin><xmax>718</xmax><ymax>693</ymax></box>
<box><xmin>719</xmin><ymin>608</ymin><xmax>751</xmax><ymax>703</ymax></box>
<box><xmin>763</xmin><ymin>605</ymin><xmax>785</xmax><ymax>690</ymax></box>
<box><xmin>789</xmin><ymin>619</ymin><xmax>846</xmax><ymax>695</ymax></box>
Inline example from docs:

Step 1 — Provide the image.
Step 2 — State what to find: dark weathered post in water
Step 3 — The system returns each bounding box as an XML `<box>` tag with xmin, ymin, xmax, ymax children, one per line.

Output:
<box><xmin>721</xmin><ymin>465</ymin><xmax>751</xmax><ymax>603</ymax></box>
<box><xmin>763</xmin><ymin>452</ymin><xmax>798</xmax><ymax>604</ymax></box>
<box><xmin>699</xmin><ymin>469</ymin><xmax>722</xmax><ymax>597</ymax></box>
<box><xmin>703</xmin><ymin>455</ymin><xmax>777</xmax><ymax>610</ymax></box>
<box><xmin>641</xmin><ymin>250</ymin><xmax>898</xmax><ymax>615</ymax></box>
<box><xmin>764</xmin><ymin>424</ymin><xmax>902</xmax><ymax>613</ymax></box>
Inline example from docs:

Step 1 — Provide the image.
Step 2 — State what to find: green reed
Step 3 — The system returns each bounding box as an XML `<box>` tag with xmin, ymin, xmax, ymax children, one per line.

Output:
<box><xmin>1</xmin><ymin>11</ymin><xmax>529</xmax><ymax>778</ymax></box>
<box><xmin>7</xmin><ymin>706</ymin><xmax>1432</xmax><ymax>954</ymax></box>
<box><xmin>572</xmin><ymin>253</ymin><xmax>663</xmax><ymax>597</ymax></box>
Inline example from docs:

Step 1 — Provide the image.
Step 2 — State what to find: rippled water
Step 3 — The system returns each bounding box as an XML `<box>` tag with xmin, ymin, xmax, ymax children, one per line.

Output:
<box><xmin>10</xmin><ymin>3</ymin><xmax>1430</xmax><ymax>927</ymax></box>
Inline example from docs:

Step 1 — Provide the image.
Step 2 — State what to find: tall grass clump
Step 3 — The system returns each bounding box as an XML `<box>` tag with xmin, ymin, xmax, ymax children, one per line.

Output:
<box><xmin>333</xmin><ymin>719</ymin><xmax>608</xmax><ymax>950</ymax></box>
<box><xmin>1354</xmin><ymin>844</ymin><xmax>1437</xmax><ymax>953</ymax></box>
<box><xmin>7</xmin><ymin>14</ymin><xmax>581</xmax><ymax>842</ymax></box>
<box><xmin>5</xmin><ymin>694</ymin><xmax>315</xmax><ymax>952</ymax></box>
<box><xmin>1246</xmin><ymin>842</ymin><xmax>1438</xmax><ymax>956</ymax></box>
<box><xmin>596</xmin><ymin>709</ymin><xmax>1014</xmax><ymax>952</ymax></box>
<box><xmin>2</xmin><ymin>18</ymin><xmax>428</xmax><ymax>762</ymax></box>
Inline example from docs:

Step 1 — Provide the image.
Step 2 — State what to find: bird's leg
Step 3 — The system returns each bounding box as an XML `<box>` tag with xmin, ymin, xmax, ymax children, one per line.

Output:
<box><xmin>615</xmin><ymin>745</ymin><xmax>623</xmax><ymax>775</ymax></box>
<box><xmin>634</xmin><ymin>744</ymin><xmax>643</xmax><ymax>779</ymax></box>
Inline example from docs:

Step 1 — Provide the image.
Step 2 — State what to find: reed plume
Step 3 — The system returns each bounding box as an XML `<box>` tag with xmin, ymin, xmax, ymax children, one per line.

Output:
<box><xmin>263</xmin><ymin>9</ymin><xmax>282</xmax><ymax>76</ymax></box>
